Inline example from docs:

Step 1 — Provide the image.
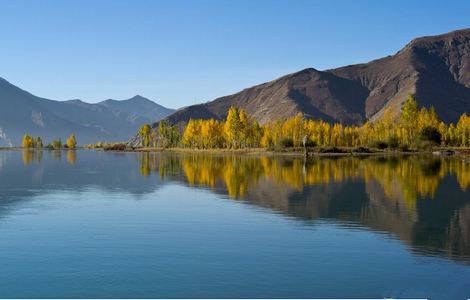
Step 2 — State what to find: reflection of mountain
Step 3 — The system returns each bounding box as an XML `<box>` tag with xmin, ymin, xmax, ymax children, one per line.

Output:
<box><xmin>0</xmin><ymin>150</ymin><xmax>165</xmax><ymax>202</ymax></box>
<box><xmin>142</xmin><ymin>153</ymin><xmax>470</xmax><ymax>263</ymax></box>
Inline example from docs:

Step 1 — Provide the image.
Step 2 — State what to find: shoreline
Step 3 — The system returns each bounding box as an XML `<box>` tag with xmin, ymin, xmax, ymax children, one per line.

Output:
<box><xmin>106</xmin><ymin>146</ymin><xmax>470</xmax><ymax>157</ymax></box>
<box><xmin>2</xmin><ymin>146</ymin><xmax>469</xmax><ymax>157</ymax></box>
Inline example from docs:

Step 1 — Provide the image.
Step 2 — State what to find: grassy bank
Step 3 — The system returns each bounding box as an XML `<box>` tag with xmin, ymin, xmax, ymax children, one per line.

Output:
<box><xmin>109</xmin><ymin>146</ymin><xmax>470</xmax><ymax>157</ymax></box>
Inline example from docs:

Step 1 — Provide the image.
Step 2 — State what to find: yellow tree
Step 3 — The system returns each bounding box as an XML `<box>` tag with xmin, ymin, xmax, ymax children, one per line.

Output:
<box><xmin>201</xmin><ymin>119</ymin><xmax>223</xmax><ymax>148</ymax></box>
<box><xmin>224</xmin><ymin>106</ymin><xmax>241</xmax><ymax>148</ymax></box>
<box><xmin>182</xmin><ymin>119</ymin><xmax>200</xmax><ymax>148</ymax></box>
<box><xmin>281</xmin><ymin>113</ymin><xmax>304</xmax><ymax>146</ymax></box>
<box><xmin>22</xmin><ymin>134</ymin><xmax>34</xmax><ymax>148</ymax></box>
<box><xmin>66</xmin><ymin>134</ymin><xmax>77</xmax><ymax>149</ymax></box>
<box><xmin>260</xmin><ymin>126</ymin><xmax>272</xmax><ymax>148</ymax></box>
<box><xmin>238</xmin><ymin>108</ymin><xmax>249</xmax><ymax>147</ymax></box>
<box><xmin>331</xmin><ymin>123</ymin><xmax>343</xmax><ymax>146</ymax></box>
<box><xmin>456</xmin><ymin>113</ymin><xmax>470</xmax><ymax>147</ymax></box>
<box><xmin>139</xmin><ymin>124</ymin><xmax>152</xmax><ymax>147</ymax></box>
<box><xmin>373</xmin><ymin>107</ymin><xmax>395</xmax><ymax>142</ymax></box>
<box><xmin>246</xmin><ymin>120</ymin><xmax>262</xmax><ymax>147</ymax></box>
<box><xmin>399</xmin><ymin>94</ymin><xmax>419</xmax><ymax>145</ymax></box>
<box><xmin>445</xmin><ymin>123</ymin><xmax>458</xmax><ymax>146</ymax></box>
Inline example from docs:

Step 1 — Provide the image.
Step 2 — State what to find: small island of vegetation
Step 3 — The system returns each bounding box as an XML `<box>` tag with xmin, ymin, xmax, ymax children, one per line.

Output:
<box><xmin>22</xmin><ymin>133</ymin><xmax>77</xmax><ymax>150</ymax></box>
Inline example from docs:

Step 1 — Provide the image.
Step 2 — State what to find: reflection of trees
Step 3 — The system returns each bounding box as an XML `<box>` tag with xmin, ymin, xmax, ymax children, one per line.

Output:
<box><xmin>66</xmin><ymin>150</ymin><xmax>76</xmax><ymax>165</ymax></box>
<box><xmin>51</xmin><ymin>150</ymin><xmax>62</xmax><ymax>160</ymax></box>
<box><xmin>22</xmin><ymin>150</ymin><xmax>43</xmax><ymax>165</ymax></box>
<box><xmin>136</xmin><ymin>153</ymin><xmax>470</xmax><ymax>263</ymax></box>
<box><xmin>142</xmin><ymin>154</ymin><xmax>469</xmax><ymax>205</ymax></box>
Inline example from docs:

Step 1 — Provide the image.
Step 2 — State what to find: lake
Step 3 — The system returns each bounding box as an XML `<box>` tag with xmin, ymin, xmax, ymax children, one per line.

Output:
<box><xmin>1</xmin><ymin>150</ymin><xmax>470</xmax><ymax>299</ymax></box>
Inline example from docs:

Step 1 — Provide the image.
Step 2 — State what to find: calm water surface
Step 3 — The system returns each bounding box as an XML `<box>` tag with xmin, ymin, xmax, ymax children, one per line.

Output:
<box><xmin>1</xmin><ymin>150</ymin><xmax>470</xmax><ymax>299</ymax></box>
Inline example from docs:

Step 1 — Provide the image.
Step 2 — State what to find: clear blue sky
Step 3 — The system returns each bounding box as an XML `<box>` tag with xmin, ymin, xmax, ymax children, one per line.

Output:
<box><xmin>1</xmin><ymin>0</ymin><xmax>469</xmax><ymax>108</ymax></box>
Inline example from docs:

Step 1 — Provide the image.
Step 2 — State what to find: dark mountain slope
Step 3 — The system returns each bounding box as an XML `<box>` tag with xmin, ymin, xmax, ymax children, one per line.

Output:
<box><xmin>165</xmin><ymin>28</ymin><xmax>470</xmax><ymax>125</ymax></box>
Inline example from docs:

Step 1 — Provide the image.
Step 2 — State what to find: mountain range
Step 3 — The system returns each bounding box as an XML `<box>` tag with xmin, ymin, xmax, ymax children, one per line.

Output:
<box><xmin>1</xmin><ymin>28</ymin><xmax>469</xmax><ymax>146</ymax></box>
<box><xmin>0</xmin><ymin>78</ymin><xmax>174</xmax><ymax>146</ymax></box>
<box><xmin>164</xmin><ymin>28</ymin><xmax>470</xmax><ymax>126</ymax></box>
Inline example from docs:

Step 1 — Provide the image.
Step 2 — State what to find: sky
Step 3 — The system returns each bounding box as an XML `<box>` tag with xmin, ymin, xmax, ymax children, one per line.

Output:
<box><xmin>0</xmin><ymin>0</ymin><xmax>469</xmax><ymax>108</ymax></box>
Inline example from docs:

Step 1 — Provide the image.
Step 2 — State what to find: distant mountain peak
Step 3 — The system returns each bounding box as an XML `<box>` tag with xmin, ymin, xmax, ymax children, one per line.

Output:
<box><xmin>0</xmin><ymin>79</ymin><xmax>176</xmax><ymax>146</ymax></box>
<box><xmin>101</xmin><ymin>95</ymin><xmax>152</xmax><ymax>104</ymax></box>
<box><xmin>130</xmin><ymin>94</ymin><xmax>146</xmax><ymax>100</ymax></box>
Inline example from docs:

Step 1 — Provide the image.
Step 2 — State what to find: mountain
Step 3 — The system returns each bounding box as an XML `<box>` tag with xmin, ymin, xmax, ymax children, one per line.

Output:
<box><xmin>165</xmin><ymin>28</ymin><xmax>470</xmax><ymax>125</ymax></box>
<box><xmin>0</xmin><ymin>78</ymin><xmax>174</xmax><ymax>146</ymax></box>
<box><xmin>98</xmin><ymin>95</ymin><xmax>174</xmax><ymax>122</ymax></box>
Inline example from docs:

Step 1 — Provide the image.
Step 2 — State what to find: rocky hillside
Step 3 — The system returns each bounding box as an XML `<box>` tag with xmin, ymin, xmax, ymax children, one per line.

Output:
<box><xmin>165</xmin><ymin>28</ymin><xmax>470</xmax><ymax>125</ymax></box>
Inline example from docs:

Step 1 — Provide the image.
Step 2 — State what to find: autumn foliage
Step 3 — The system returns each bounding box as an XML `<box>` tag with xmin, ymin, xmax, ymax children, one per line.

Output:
<box><xmin>135</xmin><ymin>95</ymin><xmax>470</xmax><ymax>150</ymax></box>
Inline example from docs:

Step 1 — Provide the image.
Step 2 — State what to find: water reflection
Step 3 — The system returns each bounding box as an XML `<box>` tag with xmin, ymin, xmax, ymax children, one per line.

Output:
<box><xmin>22</xmin><ymin>150</ymin><xmax>77</xmax><ymax>166</ymax></box>
<box><xmin>66</xmin><ymin>150</ymin><xmax>76</xmax><ymax>165</ymax></box>
<box><xmin>139</xmin><ymin>152</ymin><xmax>470</xmax><ymax>263</ymax></box>
<box><xmin>22</xmin><ymin>149</ymin><xmax>42</xmax><ymax>165</ymax></box>
<box><xmin>4</xmin><ymin>150</ymin><xmax>470</xmax><ymax>264</ymax></box>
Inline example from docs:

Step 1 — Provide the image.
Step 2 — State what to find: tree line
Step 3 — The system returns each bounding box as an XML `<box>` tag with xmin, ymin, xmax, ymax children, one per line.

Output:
<box><xmin>22</xmin><ymin>133</ymin><xmax>77</xmax><ymax>149</ymax></box>
<box><xmin>138</xmin><ymin>94</ymin><xmax>469</xmax><ymax>150</ymax></box>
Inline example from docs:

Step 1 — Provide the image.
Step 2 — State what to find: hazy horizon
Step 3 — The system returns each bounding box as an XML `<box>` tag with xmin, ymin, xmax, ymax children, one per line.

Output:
<box><xmin>1</xmin><ymin>0</ymin><xmax>469</xmax><ymax>108</ymax></box>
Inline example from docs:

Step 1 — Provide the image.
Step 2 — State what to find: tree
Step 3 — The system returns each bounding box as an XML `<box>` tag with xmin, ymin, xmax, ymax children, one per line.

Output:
<box><xmin>22</xmin><ymin>134</ymin><xmax>34</xmax><ymax>148</ymax></box>
<box><xmin>247</xmin><ymin>120</ymin><xmax>262</xmax><ymax>147</ymax></box>
<box><xmin>52</xmin><ymin>139</ymin><xmax>62</xmax><ymax>150</ymax></box>
<box><xmin>282</xmin><ymin>113</ymin><xmax>305</xmax><ymax>146</ymax></box>
<box><xmin>260</xmin><ymin>126</ymin><xmax>273</xmax><ymax>148</ymax></box>
<box><xmin>158</xmin><ymin>121</ymin><xmax>166</xmax><ymax>147</ymax></box>
<box><xmin>139</xmin><ymin>124</ymin><xmax>152</xmax><ymax>147</ymax></box>
<box><xmin>238</xmin><ymin>108</ymin><xmax>249</xmax><ymax>147</ymax></box>
<box><xmin>182</xmin><ymin>119</ymin><xmax>200</xmax><ymax>148</ymax></box>
<box><xmin>35</xmin><ymin>136</ymin><xmax>43</xmax><ymax>148</ymax></box>
<box><xmin>66</xmin><ymin>134</ymin><xmax>77</xmax><ymax>149</ymax></box>
<box><xmin>457</xmin><ymin>113</ymin><xmax>470</xmax><ymax>147</ymax></box>
<box><xmin>399</xmin><ymin>94</ymin><xmax>419</xmax><ymax>145</ymax></box>
<box><xmin>224</xmin><ymin>106</ymin><xmax>241</xmax><ymax>148</ymax></box>
<box><xmin>167</xmin><ymin>99</ymin><xmax>470</xmax><ymax>150</ymax></box>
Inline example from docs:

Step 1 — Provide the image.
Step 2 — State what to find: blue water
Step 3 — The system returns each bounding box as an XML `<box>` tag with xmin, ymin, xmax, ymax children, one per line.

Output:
<box><xmin>0</xmin><ymin>150</ymin><xmax>469</xmax><ymax>299</ymax></box>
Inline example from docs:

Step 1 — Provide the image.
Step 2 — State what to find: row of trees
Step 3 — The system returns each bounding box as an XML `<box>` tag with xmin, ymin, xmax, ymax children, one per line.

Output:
<box><xmin>22</xmin><ymin>134</ymin><xmax>77</xmax><ymax>149</ymax></box>
<box><xmin>136</xmin><ymin>95</ymin><xmax>470</xmax><ymax>150</ymax></box>
<box><xmin>182</xmin><ymin>107</ymin><xmax>263</xmax><ymax>149</ymax></box>
<box><xmin>139</xmin><ymin>123</ymin><xmax>181</xmax><ymax>148</ymax></box>
<box><xmin>259</xmin><ymin>95</ymin><xmax>470</xmax><ymax>149</ymax></box>
<box><xmin>138</xmin><ymin>107</ymin><xmax>263</xmax><ymax>149</ymax></box>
